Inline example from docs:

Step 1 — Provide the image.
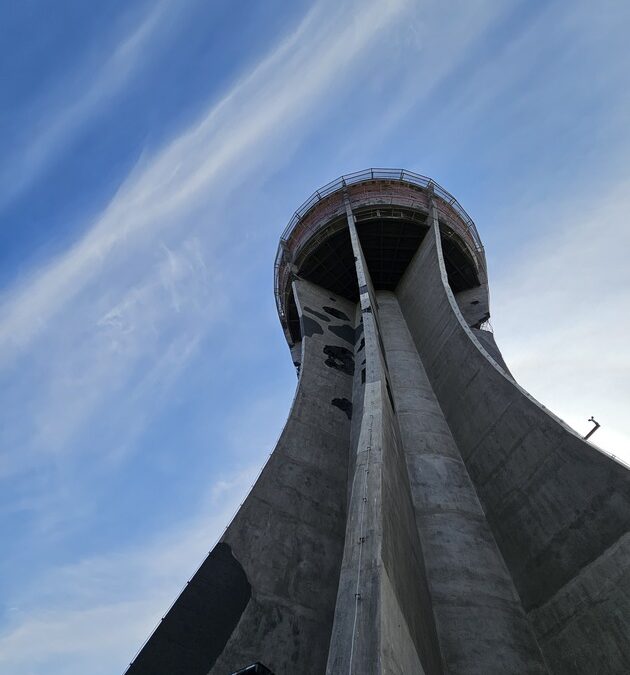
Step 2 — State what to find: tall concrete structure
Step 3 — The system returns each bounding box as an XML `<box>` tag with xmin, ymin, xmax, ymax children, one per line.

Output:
<box><xmin>127</xmin><ymin>170</ymin><xmax>630</xmax><ymax>674</ymax></box>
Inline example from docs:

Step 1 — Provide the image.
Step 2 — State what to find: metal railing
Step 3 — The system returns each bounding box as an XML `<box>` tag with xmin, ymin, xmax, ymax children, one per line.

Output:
<box><xmin>280</xmin><ymin>168</ymin><xmax>482</xmax><ymax>249</ymax></box>
<box><xmin>274</xmin><ymin>169</ymin><xmax>484</xmax><ymax>327</ymax></box>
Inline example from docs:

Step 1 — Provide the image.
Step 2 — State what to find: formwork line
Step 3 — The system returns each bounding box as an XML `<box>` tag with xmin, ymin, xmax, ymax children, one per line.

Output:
<box><xmin>348</xmin><ymin>413</ymin><xmax>373</xmax><ymax>674</ymax></box>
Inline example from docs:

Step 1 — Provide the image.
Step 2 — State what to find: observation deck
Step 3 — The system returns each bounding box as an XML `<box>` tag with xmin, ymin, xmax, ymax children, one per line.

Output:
<box><xmin>274</xmin><ymin>169</ymin><xmax>487</xmax><ymax>346</ymax></box>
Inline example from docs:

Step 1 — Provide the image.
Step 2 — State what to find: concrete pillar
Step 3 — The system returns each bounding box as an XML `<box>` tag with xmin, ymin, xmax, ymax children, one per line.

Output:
<box><xmin>380</xmin><ymin>289</ymin><xmax>547</xmax><ymax>673</ymax></box>
<box><xmin>396</xmin><ymin>204</ymin><xmax>630</xmax><ymax>674</ymax></box>
<box><xmin>326</xmin><ymin>203</ymin><xmax>443</xmax><ymax>675</ymax></box>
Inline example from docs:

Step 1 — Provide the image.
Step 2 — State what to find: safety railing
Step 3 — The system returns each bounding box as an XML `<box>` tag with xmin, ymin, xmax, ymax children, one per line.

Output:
<box><xmin>274</xmin><ymin>169</ymin><xmax>484</xmax><ymax>326</ymax></box>
<box><xmin>280</xmin><ymin>169</ymin><xmax>482</xmax><ymax>249</ymax></box>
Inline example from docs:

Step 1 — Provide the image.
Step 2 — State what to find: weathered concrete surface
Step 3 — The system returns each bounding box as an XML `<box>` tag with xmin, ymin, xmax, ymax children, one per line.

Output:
<box><xmin>454</xmin><ymin>284</ymin><xmax>489</xmax><ymax>328</ymax></box>
<box><xmin>379</xmin><ymin>290</ymin><xmax>547</xmax><ymax>674</ymax></box>
<box><xmin>127</xmin><ymin>543</ymin><xmax>251</xmax><ymax>675</ymax></box>
<box><xmin>471</xmin><ymin>327</ymin><xmax>512</xmax><ymax>376</ymax></box>
<box><xmin>326</xmin><ymin>379</ymin><xmax>389</xmax><ymax>675</ymax></box>
<box><xmin>209</xmin><ymin>279</ymin><xmax>356</xmax><ymax>675</ymax></box>
<box><xmin>347</xmin><ymin>304</ymin><xmax>365</xmax><ymax>520</ymax></box>
<box><xmin>529</xmin><ymin>532</ymin><xmax>630</xmax><ymax>673</ymax></box>
<box><xmin>326</xmin><ymin>211</ymin><xmax>442</xmax><ymax>674</ymax></box>
<box><xmin>396</xmin><ymin>208</ymin><xmax>630</xmax><ymax>674</ymax></box>
<box><xmin>129</xmin><ymin>280</ymin><xmax>355</xmax><ymax>675</ymax></box>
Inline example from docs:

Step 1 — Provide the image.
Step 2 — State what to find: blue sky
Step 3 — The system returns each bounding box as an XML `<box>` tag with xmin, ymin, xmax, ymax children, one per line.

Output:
<box><xmin>1</xmin><ymin>1</ymin><xmax>629</xmax><ymax>672</ymax></box>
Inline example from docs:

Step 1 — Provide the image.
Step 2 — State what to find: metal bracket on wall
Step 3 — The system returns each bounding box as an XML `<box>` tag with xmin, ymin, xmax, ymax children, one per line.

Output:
<box><xmin>583</xmin><ymin>416</ymin><xmax>601</xmax><ymax>440</ymax></box>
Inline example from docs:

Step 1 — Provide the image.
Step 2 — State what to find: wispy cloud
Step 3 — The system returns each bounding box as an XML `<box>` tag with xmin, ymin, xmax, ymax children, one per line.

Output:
<box><xmin>0</xmin><ymin>0</ymin><xmax>409</xmax><ymax>362</ymax></box>
<box><xmin>492</xmin><ymin>178</ymin><xmax>630</xmax><ymax>463</ymax></box>
<box><xmin>0</xmin><ymin>378</ymin><xmax>288</xmax><ymax>674</ymax></box>
<box><xmin>0</xmin><ymin>1</ymin><xmax>172</xmax><ymax>210</ymax></box>
<box><xmin>0</xmin><ymin>0</ymin><xmax>412</xmax><ymax>479</ymax></box>
<box><xmin>0</xmin><ymin>235</ymin><xmax>216</xmax><ymax>480</ymax></box>
<box><xmin>0</xmin><ymin>465</ymin><xmax>259</xmax><ymax>675</ymax></box>
<box><xmin>331</xmin><ymin>0</ymin><xmax>509</xmax><ymax>163</ymax></box>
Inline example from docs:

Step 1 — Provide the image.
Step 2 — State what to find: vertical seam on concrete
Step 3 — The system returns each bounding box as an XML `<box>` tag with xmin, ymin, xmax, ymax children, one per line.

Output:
<box><xmin>348</xmin><ymin>414</ymin><xmax>373</xmax><ymax>675</ymax></box>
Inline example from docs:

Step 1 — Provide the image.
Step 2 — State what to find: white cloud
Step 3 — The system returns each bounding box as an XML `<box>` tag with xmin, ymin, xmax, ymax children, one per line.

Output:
<box><xmin>314</xmin><ymin>0</ymin><xmax>510</xmax><ymax>170</ymax></box>
<box><xmin>0</xmin><ymin>236</ymin><xmax>215</xmax><ymax>479</ymax></box>
<box><xmin>0</xmin><ymin>0</ymin><xmax>410</xmax><ymax>363</ymax></box>
<box><xmin>492</xmin><ymin>178</ymin><xmax>630</xmax><ymax>464</ymax></box>
<box><xmin>0</xmin><ymin>466</ymin><xmax>259</xmax><ymax>675</ymax></box>
<box><xmin>0</xmin><ymin>1</ymin><xmax>172</xmax><ymax>210</ymax></box>
<box><xmin>0</xmin><ymin>0</ymin><xmax>412</xmax><ymax>478</ymax></box>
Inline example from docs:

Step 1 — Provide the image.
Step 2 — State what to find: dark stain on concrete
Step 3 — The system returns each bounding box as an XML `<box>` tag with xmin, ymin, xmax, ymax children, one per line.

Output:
<box><xmin>329</xmin><ymin>296</ymin><xmax>337</xmax><ymax>302</ymax></box>
<box><xmin>328</xmin><ymin>324</ymin><xmax>355</xmax><ymax>345</ymax></box>
<box><xmin>323</xmin><ymin>306</ymin><xmax>350</xmax><ymax>321</ymax></box>
<box><xmin>127</xmin><ymin>542</ymin><xmax>251</xmax><ymax>675</ymax></box>
<box><xmin>332</xmin><ymin>398</ymin><xmax>353</xmax><ymax>419</ymax></box>
<box><xmin>355</xmin><ymin>322</ymin><xmax>364</xmax><ymax>343</ymax></box>
<box><xmin>304</xmin><ymin>306</ymin><xmax>331</xmax><ymax>322</ymax></box>
<box><xmin>300</xmin><ymin>315</ymin><xmax>323</xmax><ymax>338</ymax></box>
<box><xmin>323</xmin><ymin>345</ymin><xmax>355</xmax><ymax>376</ymax></box>
<box><xmin>357</xmin><ymin>337</ymin><xmax>365</xmax><ymax>353</ymax></box>
<box><xmin>358</xmin><ymin>284</ymin><xmax>368</xmax><ymax>295</ymax></box>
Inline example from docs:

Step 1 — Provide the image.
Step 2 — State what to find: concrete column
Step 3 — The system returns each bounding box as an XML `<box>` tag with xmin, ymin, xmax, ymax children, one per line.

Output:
<box><xmin>326</xmin><ymin>203</ymin><xmax>442</xmax><ymax>675</ymax></box>
<box><xmin>396</xmin><ymin>203</ymin><xmax>630</xmax><ymax>674</ymax></box>
<box><xmin>380</xmin><ymin>288</ymin><xmax>547</xmax><ymax>674</ymax></box>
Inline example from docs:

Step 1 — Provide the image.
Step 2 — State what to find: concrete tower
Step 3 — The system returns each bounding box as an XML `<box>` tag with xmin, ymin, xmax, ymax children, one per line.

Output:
<box><xmin>127</xmin><ymin>170</ymin><xmax>630</xmax><ymax>675</ymax></box>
